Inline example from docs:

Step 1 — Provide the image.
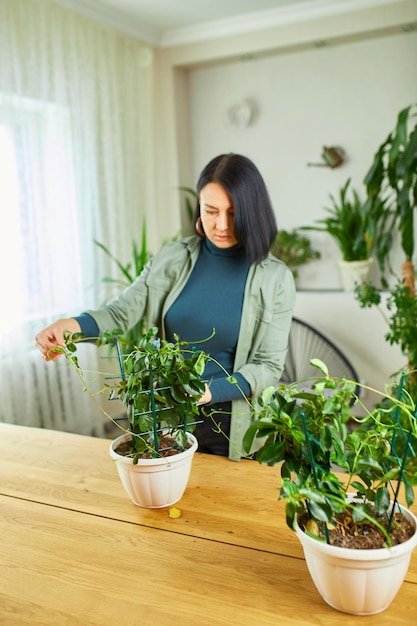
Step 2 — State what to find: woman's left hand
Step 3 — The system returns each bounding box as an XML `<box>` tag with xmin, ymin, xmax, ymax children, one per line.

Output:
<box><xmin>197</xmin><ymin>383</ymin><xmax>212</xmax><ymax>406</ymax></box>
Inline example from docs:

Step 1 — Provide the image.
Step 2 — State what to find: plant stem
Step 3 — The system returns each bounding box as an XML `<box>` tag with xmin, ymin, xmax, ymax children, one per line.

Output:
<box><xmin>149</xmin><ymin>364</ymin><xmax>159</xmax><ymax>453</ymax></box>
<box><xmin>301</xmin><ymin>410</ymin><xmax>331</xmax><ymax>544</ymax></box>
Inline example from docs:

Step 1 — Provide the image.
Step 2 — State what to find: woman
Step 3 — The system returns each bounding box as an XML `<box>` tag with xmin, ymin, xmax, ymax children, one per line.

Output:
<box><xmin>35</xmin><ymin>153</ymin><xmax>296</xmax><ymax>460</ymax></box>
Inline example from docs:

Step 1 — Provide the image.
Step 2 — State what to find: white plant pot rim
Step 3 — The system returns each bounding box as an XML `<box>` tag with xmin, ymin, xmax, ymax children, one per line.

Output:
<box><xmin>109</xmin><ymin>431</ymin><xmax>198</xmax><ymax>467</ymax></box>
<box><xmin>295</xmin><ymin>500</ymin><xmax>417</xmax><ymax>559</ymax></box>
<box><xmin>338</xmin><ymin>257</ymin><xmax>374</xmax><ymax>266</ymax></box>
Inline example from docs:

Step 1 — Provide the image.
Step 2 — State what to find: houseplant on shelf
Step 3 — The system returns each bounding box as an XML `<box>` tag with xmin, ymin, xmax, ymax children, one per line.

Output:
<box><xmin>270</xmin><ymin>228</ymin><xmax>321</xmax><ymax>279</ymax></box>
<box><xmin>243</xmin><ymin>358</ymin><xmax>417</xmax><ymax>615</ymax></box>
<box><xmin>59</xmin><ymin>326</ymin><xmax>209</xmax><ymax>508</ymax></box>
<box><xmin>302</xmin><ymin>178</ymin><xmax>393</xmax><ymax>291</ymax></box>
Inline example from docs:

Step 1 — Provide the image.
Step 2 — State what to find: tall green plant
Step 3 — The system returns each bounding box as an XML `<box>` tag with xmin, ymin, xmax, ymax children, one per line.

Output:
<box><xmin>94</xmin><ymin>219</ymin><xmax>151</xmax><ymax>352</ymax></box>
<box><xmin>364</xmin><ymin>104</ymin><xmax>417</xmax><ymax>288</ymax></box>
<box><xmin>355</xmin><ymin>105</ymin><xmax>417</xmax><ymax>389</ymax></box>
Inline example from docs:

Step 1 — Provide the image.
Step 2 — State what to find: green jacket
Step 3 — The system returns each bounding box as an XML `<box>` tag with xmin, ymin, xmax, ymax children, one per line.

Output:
<box><xmin>87</xmin><ymin>236</ymin><xmax>296</xmax><ymax>460</ymax></box>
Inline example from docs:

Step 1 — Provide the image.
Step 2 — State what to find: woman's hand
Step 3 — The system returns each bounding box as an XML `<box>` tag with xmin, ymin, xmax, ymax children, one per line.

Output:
<box><xmin>197</xmin><ymin>383</ymin><xmax>212</xmax><ymax>406</ymax></box>
<box><xmin>35</xmin><ymin>318</ymin><xmax>81</xmax><ymax>361</ymax></box>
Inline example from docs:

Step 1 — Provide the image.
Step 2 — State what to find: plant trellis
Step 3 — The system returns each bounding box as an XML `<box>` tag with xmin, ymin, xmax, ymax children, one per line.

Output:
<box><xmin>385</xmin><ymin>372</ymin><xmax>417</xmax><ymax>532</ymax></box>
<box><xmin>105</xmin><ymin>336</ymin><xmax>204</xmax><ymax>455</ymax></box>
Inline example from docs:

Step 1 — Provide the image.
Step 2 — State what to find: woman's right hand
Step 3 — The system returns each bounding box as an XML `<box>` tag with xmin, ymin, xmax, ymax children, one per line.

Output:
<box><xmin>35</xmin><ymin>318</ymin><xmax>81</xmax><ymax>362</ymax></box>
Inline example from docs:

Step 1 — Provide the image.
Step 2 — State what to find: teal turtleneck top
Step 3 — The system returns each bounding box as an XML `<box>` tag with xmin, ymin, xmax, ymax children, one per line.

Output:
<box><xmin>164</xmin><ymin>238</ymin><xmax>251</xmax><ymax>404</ymax></box>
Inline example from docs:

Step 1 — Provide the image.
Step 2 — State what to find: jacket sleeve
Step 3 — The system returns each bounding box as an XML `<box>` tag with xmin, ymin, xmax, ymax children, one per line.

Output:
<box><xmin>236</xmin><ymin>260</ymin><xmax>296</xmax><ymax>398</ymax></box>
<box><xmin>84</xmin><ymin>258</ymin><xmax>153</xmax><ymax>334</ymax></box>
<box><xmin>84</xmin><ymin>240</ymin><xmax>189</xmax><ymax>335</ymax></box>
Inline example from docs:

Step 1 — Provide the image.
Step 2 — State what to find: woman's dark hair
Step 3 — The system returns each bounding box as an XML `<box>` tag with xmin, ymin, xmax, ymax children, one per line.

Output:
<box><xmin>193</xmin><ymin>153</ymin><xmax>277</xmax><ymax>264</ymax></box>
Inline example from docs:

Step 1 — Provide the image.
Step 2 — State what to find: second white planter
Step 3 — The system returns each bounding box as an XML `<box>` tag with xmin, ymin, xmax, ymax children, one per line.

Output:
<box><xmin>337</xmin><ymin>257</ymin><xmax>374</xmax><ymax>292</ymax></box>
<box><xmin>109</xmin><ymin>432</ymin><xmax>198</xmax><ymax>508</ymax></box>
<box><xmin>295</xmin><ymin>504</ymin><xmax>417</xmax><ymax>615</ymax></box>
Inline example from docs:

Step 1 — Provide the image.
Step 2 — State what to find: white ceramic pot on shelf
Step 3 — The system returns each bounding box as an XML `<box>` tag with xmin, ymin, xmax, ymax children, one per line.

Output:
<box><xmin>337</xmin><ymin>257</ymin><xmax>374</xmax><ymax>292</ymax></box>
<box><xmin>109</xmin><ymin>432</ymin><xmax>198</xmax><ymax>508</ymax></box>
<box><xmin>295</xmin><ymin>503</ymin><xmax>417</xmax><ymax>616</ymax></box>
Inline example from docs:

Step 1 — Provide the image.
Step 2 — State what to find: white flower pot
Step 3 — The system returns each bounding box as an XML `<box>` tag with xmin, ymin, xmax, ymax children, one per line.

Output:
<box><xmin>109</xmin><ymin>432</ymin><xmax>198</xmax><ymax>508</ymax></box>
<box><xmin>337</xmin><ymin>257</ymin><xmax>374</xmax><ymax>292</ymax></box>
<box><xmin>295</xmin><ymin>503</ymin><xmax>417</xmax><ymax>615</ymax></box>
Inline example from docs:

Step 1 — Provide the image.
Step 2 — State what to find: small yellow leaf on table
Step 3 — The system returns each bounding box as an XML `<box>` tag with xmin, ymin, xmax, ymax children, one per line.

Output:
<box><xmin>169</xmin><ymin>507</ymin><xmax>181</xmax><ymax>519</ymax></box>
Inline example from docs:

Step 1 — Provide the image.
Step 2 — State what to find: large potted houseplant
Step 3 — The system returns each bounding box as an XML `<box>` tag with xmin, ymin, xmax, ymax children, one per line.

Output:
<box><xmin>60</xmin><ymin>326</ymin><xmax>209</xmax><ymax>508</ymax></box>
<box><xmin>355</xmin><ymin>104</ymin><xmax>417</xmax><ymax>397</ymax></box>
<box><xmin>302</xmin><ymin>178</ymin><xmax>393</xmax><ymax>291</ymax></box>
<box><xmin>363</xmin><ymin>103</ymin><xmax>417</xmax><ymax>292</ymax></box>
<box><xmin>243</xmin><ymin>358</ymin><xmax>417</xmax><ymax>615</ymax></box>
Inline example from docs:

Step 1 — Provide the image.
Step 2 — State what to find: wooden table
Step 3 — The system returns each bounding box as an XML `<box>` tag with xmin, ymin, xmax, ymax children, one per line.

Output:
<box><xmin>1</xmin><ymin>423</ymin><xmax>417</xmax><ymax>625</ymax></box>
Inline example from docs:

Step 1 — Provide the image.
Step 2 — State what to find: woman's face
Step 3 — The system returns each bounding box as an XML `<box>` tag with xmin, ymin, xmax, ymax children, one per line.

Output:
<box><xmin>199</xmin><ymin>182</ymin><xmax>238</xmax><ymax>248</ymax></box>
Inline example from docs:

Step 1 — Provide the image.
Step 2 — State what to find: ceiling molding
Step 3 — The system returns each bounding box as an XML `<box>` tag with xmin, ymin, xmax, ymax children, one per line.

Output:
<box><xmin>160</xmin><ymin>0</ymin><xmax>407</xmax><ymax>47</ymax></box>
<box><xmin>55</xmin><ymin>0</ymin><xmax>409</xmax><ymax>47</ymax></box>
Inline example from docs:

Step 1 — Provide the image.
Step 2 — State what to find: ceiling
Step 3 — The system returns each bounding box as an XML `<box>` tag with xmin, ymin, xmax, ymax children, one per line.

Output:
<box><xmin>55</xmin><ymin>0</ymin><xmax>398</xmax><ymax>47</ymax></box>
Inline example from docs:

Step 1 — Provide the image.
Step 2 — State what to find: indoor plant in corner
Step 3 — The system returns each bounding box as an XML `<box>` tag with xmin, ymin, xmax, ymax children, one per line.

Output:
<box><xmin>354</xmin><ymin>104</ymin><xmax>417</xmax><ymax>398</ymax></box>
<box><xmin>61</xmin><ymin>326</ymin><xmax>209</xmax><ymax>509</ymax></box>
<box><xmin>243</xmin><ymin>358</ymin><xmax>417</xmax><ymax>615</ymax></box>
<box><xmin>302</xmin><ymin>178</ymin><xmax>392</xmax><ymax>291</ymax></box>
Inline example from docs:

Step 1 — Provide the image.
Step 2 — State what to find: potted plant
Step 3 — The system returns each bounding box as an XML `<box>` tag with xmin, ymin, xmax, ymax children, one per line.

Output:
<box><xmin>242</xmin><ymin>358</ymin><xmax>417</xmax><ymax>615</ymax></box>
<box><xmin>302</xmin><ymin>178</ymin><xmax>392</xmax><ymax>291</ymax></box>
<box><xmin>60</xmin><ymin>326</ymin><xmax>209</xmax><ymax>508</ymax></box>
<box><xmin>354</xmin><ymin>104</ymin><xmax>417</xmax><ymax>396</ymax></box>
<box><xmin>270</xmin><ymin>229</ymin><xmax>321</xmax><ymax>278</ymax></box>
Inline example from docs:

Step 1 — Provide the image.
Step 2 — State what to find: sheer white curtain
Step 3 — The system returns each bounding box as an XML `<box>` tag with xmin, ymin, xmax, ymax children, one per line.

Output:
<box><xmin>0</xmin><ymin>0</ymin><xmax>153</xmax><ymax>434</ymax></box>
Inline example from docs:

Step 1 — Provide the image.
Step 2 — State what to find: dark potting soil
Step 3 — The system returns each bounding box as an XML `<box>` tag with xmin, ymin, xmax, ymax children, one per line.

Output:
<box><xmin>300</xmin><ymin>507</ymin><xmax>415</xmax><ymax>549</ymax></box>
<box><xmin>114</xmin><ymin>435</ymin><xmax>191</xmax><ymax>459</ymax></box>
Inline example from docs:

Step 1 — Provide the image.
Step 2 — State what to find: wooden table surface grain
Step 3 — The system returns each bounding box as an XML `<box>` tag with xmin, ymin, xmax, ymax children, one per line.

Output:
<box><xmin>2</xmin><ymin>422</ymin><xmax>417</xmax><ymax>625</ymax></box>
<box><xmin>0</xmin><ymin>423</ymin><xmax>301</xmax><ymax>556</ymax></box>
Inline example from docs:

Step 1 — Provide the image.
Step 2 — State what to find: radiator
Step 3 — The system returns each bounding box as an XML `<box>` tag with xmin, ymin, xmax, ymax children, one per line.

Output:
<box><xmin>0</xmin><ymin>344</ymin><xmax>110</xmax><ymax>437</ymax></box>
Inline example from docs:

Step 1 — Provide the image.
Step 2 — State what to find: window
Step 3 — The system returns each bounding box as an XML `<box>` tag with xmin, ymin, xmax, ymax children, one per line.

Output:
<box><xmin>0</xmin><ymin>94</ymin><xmax>83</xmax><ymax>342</ymax></box>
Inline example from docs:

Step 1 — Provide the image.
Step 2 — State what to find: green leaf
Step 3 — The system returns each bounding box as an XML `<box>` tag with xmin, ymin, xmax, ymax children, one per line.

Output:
<box><xmin>285</xmin><ymin>501</ymin><xmax>304</xmax><ymax>530</ymax></box>
<box><xmin>351</xmin><ymin>502</ymin><xmax>369</xmax><ymax>522</ymax></box>
<box><xmin>374</xmin><ymin>486</ymin><xmax>390</xmax><ymax>515</ymax></box>
<box><xmin>310</xmin><ymin>358</ymin><xmax>328</xmax><ymax>375</ymax></box>
<box><xmin>308</xmin><ymin>499</ymin><xmax>333</xmax><ymax>523</ymax></box>
<box><xmin>257</xmin><ymin>440</ymin><xmax>286</xmax><ymax>466</ymax></box>
<box><xmin>405</xmin><ymin>480</ymin><xmax>415</xmax><ymax>508</ymax></box>
<box><xmin>320</xmin><ymin>424</ymin><xmax>332</xmax><ymax>450</ymax></box>
<box><xmin>194</xmin><ymin>351</ymin><xmax>207</xmax><ymax>376</ymax></box>
<box><xmin>242</xmin><ymin>423</ymin><xmax>258</xmax><ymax>453</ymax></box>
<box><xmin>350</xmin><ymin>481</ymin><xmax>367</xmax><ymax>495</ymax></box>
<box><xmin>175</xmin><ymin>429</ymin><xmax>188</xmax><ymax>450</ymax></box>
